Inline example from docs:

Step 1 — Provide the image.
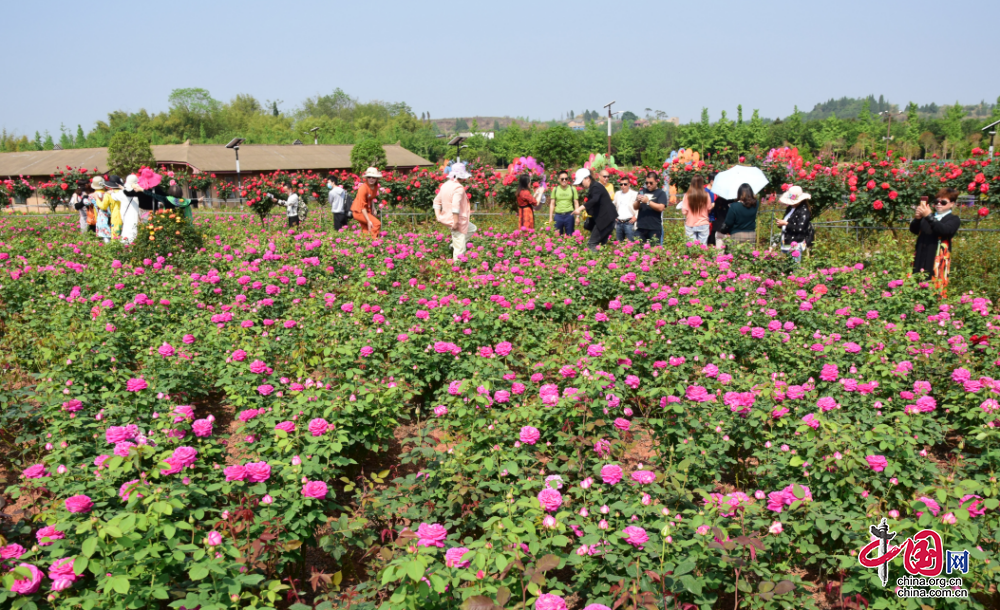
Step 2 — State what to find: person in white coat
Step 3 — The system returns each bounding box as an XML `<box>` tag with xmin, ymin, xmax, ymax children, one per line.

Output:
<box><xmin>121</xmin><ymin>175</ymin><xmax>143</xmax><ymax>243</ymax></box>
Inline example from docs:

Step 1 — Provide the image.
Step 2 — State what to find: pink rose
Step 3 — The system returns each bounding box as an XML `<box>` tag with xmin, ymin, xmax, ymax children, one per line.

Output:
<box><xmin>192</xmin><ymin>418</ymin><xmax>213</xmax><ymax>437</ymax></box>
<box><xmin>207</xmin><ymin>531</ymin><xmax>223</xmax><ymax>546</ymax></box>
<box><xmin>301</xmin><ymin>480</ymin><xmax>328</xmax><ymax>499</ymax></box>
<box><xmin>1</xmin><ymin>544</ymin><xmax>26</xmax><ymax>560</ymax></box>
<box><xmin>631</xmin><ymin>470</ymin><xmax>656</xmax><ymax>484</ymax></box>
<box><xmin>537</xmin><ymin>488</ymin><xmax>563</xmax><ymax>512</ymax></box>
<box><xmin>65</xmin><ymin>495</ymin><xmax>94</xmax><ymax>513</ymax></box>
<box><xmin>48</xmin><ymin>557</ymin><xmax>77</xmax><ymax>587</ymax></box>
<box><xmin>416</xmin><ymin>522</ymin><xmax>447</xmax><ymax>547</ymax></box>
<box><xmin>622</xmin><ymin>525</ymin><xmax>649</xmax><ymax>548</ymax></box>
<box><xmin>10</xmin><ymin>563</ymin><xmax>43</xmax><ymax>594</ymax></box>
<box><xmin>866</xmin><ymin>455</ymin><xmax>888</xmax><ymax>472</ymax></box>
<box><xmin>119</xmin><ymin>479</ymin><xmax>142</xmax><ymax>502</ymax></box>
<box><xmin>171</xmin><ymin>446</ymin><xmax>198</xmax><ymax>468</ymax></box>
<box><xmin>275</xmin><ymin>421</ymin><xmax>295</xmax><ymax>432</ymax></box>
<box><xmin>613</xmin><ymin>418</ymin><xmax>631</xmax><ymax>431</ymax></box>
<box><xmin>257</xmin><ymin>384</ymin><xmax>274</xmax><ymax>396</ymax></box>
<box><xmin>61</xmin><ymin>399</ymin><xmax>82</xmax><ymax>412</ymax></box>
<box><xmin>308</xmin><ymin>418</ymin><xmax>329</xmax><ymax>437</ymax></box>
<box><xmin>36</xmin><ymin>526</ymin><xmax>64</xmax><ymax>546</ymax></box>
<box><xmin>444</xmin><ymin>546</ymin><xmax>471</xmax><ymax>568</ymax></box>
<box><xmin>519</xmin><ymin>426</ymin><xmax>540</xmax><ymax>445</ymax></box>
<box><xmin>244</xmin><ymin>461</ymin><xmax>271</xmax><ymax>483</ymax></box>
<box><xmin>126</xmin><ymin>377</ymin><xmax>148</xmax><ymax>392</ymax></box>
<box><xmin>22</xmin><ymin>464</ymin><xmax>48</xmax><ymax>479</ymax></box>
<box><xmin>249</xmin><ymin>359</ymin><xmax>268</xmax><ymax>374</ymax></box>
<box><xmin>600</xmin><ymin>464</ymin><xmax>622</xmax><ymax>485</ymax></box>
<box><xmin>535</xmin><ymin>593</ymin><xmax>567</xmax><ymax>610</ymax></box>
<box><xmin>224</xmin><ymin>465</ymin><xmax>247</xmax><ymax>481</ymax></box>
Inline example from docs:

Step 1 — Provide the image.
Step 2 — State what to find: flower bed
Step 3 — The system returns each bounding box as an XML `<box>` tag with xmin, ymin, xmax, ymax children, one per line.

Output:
<box><xmin>0</xmin><ymin>212</ymin><xmax>998</xmax><ymax>610</ymax></box>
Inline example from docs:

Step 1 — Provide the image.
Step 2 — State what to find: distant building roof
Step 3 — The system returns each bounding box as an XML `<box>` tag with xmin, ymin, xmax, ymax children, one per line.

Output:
<box><xmin>0</xmin><ymin>143</ymin><xmax>433</xmax><ymax>178</ymax></box>
<box><xmin>458</xmin><ymin>132</ymin><xmax>494</xmax><ymax>140</ymax></box>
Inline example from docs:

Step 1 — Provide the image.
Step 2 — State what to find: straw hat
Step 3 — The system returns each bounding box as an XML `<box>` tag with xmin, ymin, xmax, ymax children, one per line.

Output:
<box><xmin>449</xmin><ymin>162</ymin><xmax>471</xmax><ymax>180</ymax></box>
<box><xmin>363</xmin><ymin>167</ymin><xmax>383</xmax><ymax>179</ymax></box>
<box><xmin>779</xmin><ymin>185</ymin><xmax>812</xmax><ymax>205</ymax></box>
<box><xmin>90</xmin><ymin>176</ymin><xmax>106</xmax><ymax>190</ymax></box>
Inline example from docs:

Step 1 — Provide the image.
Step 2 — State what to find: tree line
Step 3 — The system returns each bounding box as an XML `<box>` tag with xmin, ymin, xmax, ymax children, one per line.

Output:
<box><xmin>3</xmin><ymin>89</ymin><xmax>998</xmax><ymax>169</ymax></box>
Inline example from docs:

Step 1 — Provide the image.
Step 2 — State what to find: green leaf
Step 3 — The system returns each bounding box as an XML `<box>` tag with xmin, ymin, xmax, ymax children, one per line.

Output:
<box><xmin>163</xmin><ymin>524</ymin><xmax>176</xmax><ymax>539</ymax></box>
<box><xmin>81</xmin><ymin>537</ymin><xmax>98</xmax><ymax>558</ymax></box>
<box><xmin>189</xmin><ymin>565</ymin><xmax>210</xmax><ymax>581</ymax></box>
<box><xmin>404</xmin><ymin>560</ymin><xmax>424</xmax><ymax>582</ymax></box>
<box><xmin>673</xmin><ymin>561</ymin><xmax>695</xmax><ymax>577</ymax></box>
<box><xmin>111</xmin><ymin>575</ymin><xmax>130</xmax><ymax>594</ymax></box>
<box><xmin>74</xmin><ymin>556</ymin><xmax>89</xmax><ymax>576</ymax></box>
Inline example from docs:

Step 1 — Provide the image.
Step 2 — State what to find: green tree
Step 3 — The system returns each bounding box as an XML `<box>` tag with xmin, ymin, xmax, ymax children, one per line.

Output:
<box><xmin>350</xmin><ymin>139</ymin><xmax>387</xmax><ymax>175</ymax></box>
<box><xmin>107</xmin><ymin>132</ymin><xmax>156</xmax><ymax>176</ymax></box>
<box><xmin>454</xmin><ymin>118</ymin><xmax>469</xmax><ymax>132</ymax></box>
<box><xmin>747</xmin><ymin>109</ymin><xmax>767</xmax><ymax>149</ymax></box>
<box><xmin>532</xmin><ymin>125</ymin><xmax>579</xmax><ymax>168</ymax></box>
<box><xmin>43</xmin><ymin>132</ymin><xmax>55</xmax><ymax>150</ymax></box>
<box><xmin>75</xmin><ymin>125</ymin><xmax>86</xmax><ymax>147</ymax></box>
<box><xmin>168</xmin><ymin>88</ymin><xmax>221</xmax><ymax>116</ymax></box>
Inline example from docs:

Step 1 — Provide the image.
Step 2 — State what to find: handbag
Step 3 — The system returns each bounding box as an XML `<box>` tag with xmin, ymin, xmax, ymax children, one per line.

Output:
<box><xmin>583</xmin><ymin>217</ymin><xmax>595</xmax><ymax>232</ymax></box>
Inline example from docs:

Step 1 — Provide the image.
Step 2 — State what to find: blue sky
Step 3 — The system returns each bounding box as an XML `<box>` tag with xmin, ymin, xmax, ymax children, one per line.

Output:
<box><xmin>4</xmin><ymin>0</ymin><xmax>999</xmax><ymax>137</ymax></box>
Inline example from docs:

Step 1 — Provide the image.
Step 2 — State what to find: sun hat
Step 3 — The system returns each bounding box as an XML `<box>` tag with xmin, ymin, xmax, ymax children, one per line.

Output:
<box><xmin>90</xmin><ymin>176</ymin><xmax>106</xmax><ymax>190</ymax></box>
<box><xmin>572</xmin><ymin>168</ymin><xmax>591</xmax><ymax>185</ymax></box>
<box><xmin>105</xmin><ymin>175</ymin><xmax>125</xmax><ymax>190</ymax></box>
<box><xmin>363</xmin><ymin>167</ymin><xmax>383</xmax><ymax>179</ymax></box>
<box><xmin>779</xmin><ymin>185</ymin><xmax>812</xmax><ymax>205</ymax></box>
<box><xmin>449</xmin><ymin>162</ymin><xmax>471</xmax><ymax>180</ymax></box>
<box><xmin>124</xmin><ymin>174</ymin><xmax>143</xmax><ymax>192</ymax></box>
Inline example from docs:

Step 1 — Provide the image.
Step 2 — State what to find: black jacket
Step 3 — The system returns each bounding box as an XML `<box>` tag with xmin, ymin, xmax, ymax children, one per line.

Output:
<box><xmin>909</xmin><ymin>213</ymin><xmax>960</xmax><ymax>276</ymax></box>
<box><xmin>584</xmin><ymin>182</ymin><xmax>616</xmax><ymax>233</ymax></box>
<box><xmin>782</xmin><ymin>204</ymin><xmax>813</xmax><ymax>247</ymax></box>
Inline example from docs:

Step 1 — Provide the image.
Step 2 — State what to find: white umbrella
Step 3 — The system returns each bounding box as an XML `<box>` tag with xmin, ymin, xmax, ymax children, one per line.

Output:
<box><xmin>711</xmin><ymin>165</ymin><xmax>769</xmax><ymax>200</ymax></box>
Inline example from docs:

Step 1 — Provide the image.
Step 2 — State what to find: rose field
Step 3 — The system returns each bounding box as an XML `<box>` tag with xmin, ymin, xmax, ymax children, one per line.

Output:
<box><xmin>2</xmin><ymin>180</ymin><xmax>1000</xmax><ymax>610</ymax></box>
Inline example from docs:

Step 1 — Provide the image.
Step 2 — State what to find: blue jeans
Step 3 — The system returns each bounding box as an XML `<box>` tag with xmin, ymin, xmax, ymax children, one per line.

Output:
<box><xmin>636</xmin><ymin>227</ymin><xmax>662</xmax><ymax>243</ymax></box>
<box><xmin>685</xmin><ymin>224</ymin><xmax>710</xmax><ymax>245</ymax></box>
<box><xmin>615</xmin><ymin>221</ymin><xmax>636</xmax><ymax>241</ymax></box>
<box><xmin>554</xmin><ymin>213</ymin><xmax>575</xmax><ymax>235</ymax></box>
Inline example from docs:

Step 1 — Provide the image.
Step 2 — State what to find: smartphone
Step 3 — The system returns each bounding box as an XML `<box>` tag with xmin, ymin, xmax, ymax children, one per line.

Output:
<box><xmin>919</xmin><ymin>196</ymin><xmax>928</xmax><ymax>204</ymax></box>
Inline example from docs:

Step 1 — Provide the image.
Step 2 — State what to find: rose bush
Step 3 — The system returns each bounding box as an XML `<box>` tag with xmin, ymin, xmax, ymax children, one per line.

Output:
<box><xmin>0</xmin><ymin>206</ymin><xmax>998</xmax><ymax>610</ymax></box>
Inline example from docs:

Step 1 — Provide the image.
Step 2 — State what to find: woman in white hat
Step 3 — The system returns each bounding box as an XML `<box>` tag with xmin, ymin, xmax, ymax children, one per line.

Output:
<box><xmin>776</xmin><ymin>185</ymin><xmax>813</xmax><ymax>262</ymax></box>
<box><xmin>433</xmin><ymin>163</ymin><xmax>476</xmax><ymax>261</ymax></box>
<box><xmin>351</xmin><ymin>167</ymin><xmax>382</xmax><ymax>238</ymax></box>
<box><xmin>120</xmin><ymin>175</ymin><xmax>143</xmax><ymax>243</ymax></box>
<box><xmin>92</xmin><ymin>176</ymin><xmax>115</xmax><ymax>242</ymax></box>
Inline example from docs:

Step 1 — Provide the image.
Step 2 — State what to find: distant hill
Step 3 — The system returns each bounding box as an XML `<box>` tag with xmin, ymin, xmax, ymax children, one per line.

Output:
<box><xmin>803</xmin><ymin>95</ymin><xmax>996</xmax><ymax>121</ymax></box>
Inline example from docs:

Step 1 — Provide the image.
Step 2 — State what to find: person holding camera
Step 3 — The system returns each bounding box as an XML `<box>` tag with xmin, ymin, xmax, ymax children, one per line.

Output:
<box><xmin>910</xmin><ymin>187</ymin><xmax>961</xmax><ymax>293</ymax></box>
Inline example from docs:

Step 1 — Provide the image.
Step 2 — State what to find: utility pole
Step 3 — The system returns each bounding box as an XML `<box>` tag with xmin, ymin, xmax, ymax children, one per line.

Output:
<box><xmin>604</xmin><ymin>101</ymin><xmax>615</xmax><ymax>158</ymax></box>
<box><xmin>879</xmin><ymin>111</ymin><xmax>895</xmax><ymax>160</ymax></box>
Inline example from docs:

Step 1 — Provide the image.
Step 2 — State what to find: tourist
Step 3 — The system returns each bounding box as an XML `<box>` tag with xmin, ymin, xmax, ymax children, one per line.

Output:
<box><xmin>352</xmin><ymin>167</ymin><xmax>382</xmax><ymax>238</ymax></box>
<box><xmin>910</xmin><ymin>187</ymin><xmax>961</xmax><ymax>293</ymax></box>
<box><xmin>433</xmin><ymin>162</ymin><xmax>476</xmax><ymax>261</ymax></box>
<box><xmin>575</xmin><ymin>168</ymin><xmax>615</xmax><ymax>251</ymax></box>
<box><xmin>613</xmin><ymin>175</ymin><xmax>638</xmax><ymax>241</ymax></box>
<box><xmin>70</xmin><ymin>180</ymin><xmax>93</xmax><ymax>234</ymax></box>
<box><xmin>719</xmin><ymin>183</ymin><xmax>758</xmax><ymax>247</ymax></box>
<box><xmin>120</xmin><ymin>175</ymin><xmax>143</xmax><ymax>243</ymax></box>
<box><xmin>548</xmin><ymin>170</ymin><xmax>580</xmax><ymax>235</ymax></box>
<box><xmin>515</xmin><ymin>174</ymin><xmax>543</xmax><ymax>231</ymax></box>
<box><xmin>149</xmin><ymin>184</ymin><xmax>197</xmax><ymax>222</ymax></box>
<box><xmin>328</xmin><ymin>180</ymin><xmax>348</xmax><ymax>231</ymax></box>
<box><xmin>633</xmin><ymin>172</ymin><xmax>668</xmax><ymax>243</ymax></box>
<box><xmin>776</xmin><ymin>185</ymin><xmax>813</xmax><ymax>262</ymax></box>
<box><xmin>599</xmin><ymin>169</ymin><xmax>615</xmax><ymax>199</ymax></box>
<box><xmin>679</xmin><ymin>175</ymin><xmax>713</xmax><ymax>245</ymax></box>
<box><xmin>92</xmin><ymin>176</ymin><xmax>114</xmax><ymax>242</ymax></box>
<box><xmin>276</xmin><ymin>186</ymin><xmax>301</xmax><ymax>228</ymax></box>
